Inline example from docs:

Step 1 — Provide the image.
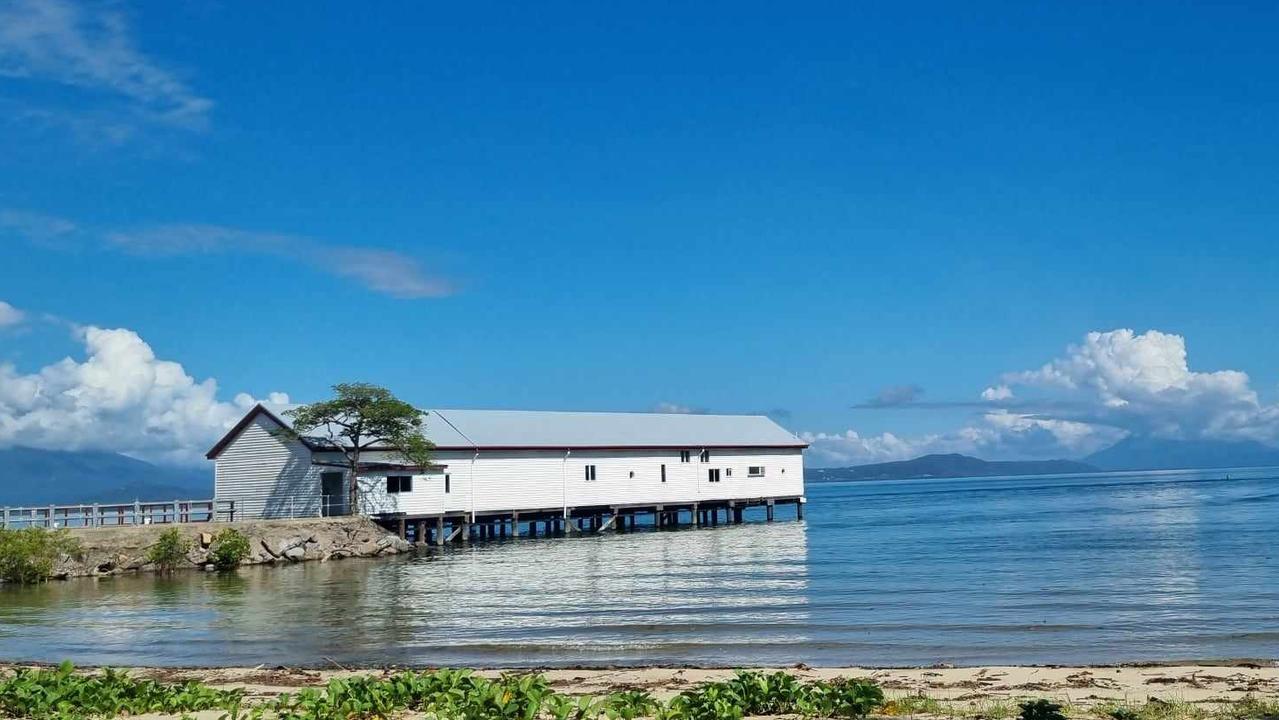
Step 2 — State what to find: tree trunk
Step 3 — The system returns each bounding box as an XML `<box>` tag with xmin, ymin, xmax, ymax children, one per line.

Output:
<box><xmin>348</xmin><ymin>450</ymin><xmax>360</xmax><ymax>516</ymax></box>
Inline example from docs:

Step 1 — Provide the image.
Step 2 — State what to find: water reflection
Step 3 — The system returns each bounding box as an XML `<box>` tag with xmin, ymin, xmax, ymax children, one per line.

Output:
<box><xmin>2</xmin><ymin>470</ymin><xmax>1277</xmax><ymax>668</ymax></box>
<box><xmin>0</xmin><ymin>521</ymin><xmax>810</xmax><ymax>667</ymax></box>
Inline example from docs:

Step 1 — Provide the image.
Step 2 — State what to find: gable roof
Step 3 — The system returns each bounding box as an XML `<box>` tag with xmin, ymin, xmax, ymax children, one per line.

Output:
<box><xmin>425</xmin><ymin>408</ymin><xmax>805</xmax><ymax>449</ymax></box>
<box><xmin>207</xmin><ymin>405</ymin><xmax>806</xmax><ymax>459</ymax></box>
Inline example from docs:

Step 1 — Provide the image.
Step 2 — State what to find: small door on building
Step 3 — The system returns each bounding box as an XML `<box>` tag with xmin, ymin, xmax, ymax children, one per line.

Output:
<box><xmin>321</xmin><ymin>472</ymin><xmax>347</xmax><ymax>516</ymax></box>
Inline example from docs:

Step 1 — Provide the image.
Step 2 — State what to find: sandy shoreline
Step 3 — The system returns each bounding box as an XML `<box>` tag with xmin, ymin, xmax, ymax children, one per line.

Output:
<box><xmin>29</xmin><ymin>663</ymin><xmax>1277</xmax><ymax>705</ymax></box>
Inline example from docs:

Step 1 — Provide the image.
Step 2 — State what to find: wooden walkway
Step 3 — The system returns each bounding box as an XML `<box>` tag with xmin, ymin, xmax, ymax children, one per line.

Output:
<box><xmin>374</xmin><ymin>495</ymin><xmax>805</xmax><ymax>545</ymax></box>
<box><xmin>0</xmin><ymin>499</ymin><xmax>237</xmax><ymax>529</ymax></box>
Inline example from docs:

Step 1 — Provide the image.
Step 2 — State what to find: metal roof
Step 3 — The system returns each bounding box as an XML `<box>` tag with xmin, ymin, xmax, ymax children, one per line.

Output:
<box><xmin>425</xmin><ymin>408</ymin><xmax>805</xmax><ymax>449</ymax></box>
<box><xmin>207</xmin><ymin>405</ymin><xmax>805</xmax><ymax>458</ymax></box>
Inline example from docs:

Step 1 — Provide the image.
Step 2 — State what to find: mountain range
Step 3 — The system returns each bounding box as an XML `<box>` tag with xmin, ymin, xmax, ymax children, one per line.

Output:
<box><xmin>0</xmin><ymin>447</ymin><xmax>211</xmax><ymax>507</ymax></box>
<box><xmin>810</xmin><ymin>436</ymin><xmax>1279</xmax><ymax>482</ymax></box>
<box><xmin>808</xmin><ymin>454</ymin><xmax>1098</xmax><ymax>482</ymax></box>
<box><xmin>3</xmin><ymin>434</ymin><xmax>1279</xmax><ymax>507</ymax></box>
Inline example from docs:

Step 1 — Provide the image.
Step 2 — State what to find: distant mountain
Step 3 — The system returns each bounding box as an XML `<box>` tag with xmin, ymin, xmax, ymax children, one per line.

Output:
<box><xmin>0</xmin><ymin>447</ymin><xmax>211</xmax><ymax>507</ymax></box>
<box><xmin>1084</xmin><ymin>436</ymin><xmax>1279</xmax><ymax>471</ymax></box>
<box><xmin>808</xmin><ymin>453</ymin><xmax>1099</xmax><ymax>482</ymax></box>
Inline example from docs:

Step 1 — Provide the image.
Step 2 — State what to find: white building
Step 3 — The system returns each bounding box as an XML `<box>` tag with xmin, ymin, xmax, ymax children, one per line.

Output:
<box><xmin>206</xmin><ymin>405</ymin><xmax>807</xmax><ymax>541</ymax></box>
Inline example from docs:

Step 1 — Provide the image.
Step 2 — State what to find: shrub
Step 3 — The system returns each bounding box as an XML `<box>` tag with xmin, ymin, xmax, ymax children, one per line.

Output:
<box><xmin>208</xmin><ymin>528</ymin><xmax>251</xmax><ymax>571</ymax></box>
<box><xmin>145</xmin><ymin>528</ymin><xmax>192</xmax><ymax>572</ymax></box>
<box><xmin>0</xmin><ymin>661</ymin><xmax>243</xmax><ymax>720</ymax></box>
<box><xmin>0</xmin><ymin>527</ymin><xmax>82</xmax><ymax>584</ymax></box>
<box><xmin>1021</xmin><ymin>699</ymin><xmax>1068</xmax><ymax>720</ymax></box>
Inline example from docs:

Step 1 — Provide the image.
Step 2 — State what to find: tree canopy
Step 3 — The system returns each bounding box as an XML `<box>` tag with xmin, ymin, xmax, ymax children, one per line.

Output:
<box><xmin>283</xmin><ymin>383</ymin><xmax>434</xmax><ymax>513</ymax></box>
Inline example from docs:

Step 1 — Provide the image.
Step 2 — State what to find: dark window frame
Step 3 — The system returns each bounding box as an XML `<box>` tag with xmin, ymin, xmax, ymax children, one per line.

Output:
<box><xmin>386</xmin><ymin>475</ymin><xmax>413</xmax><ymax>494</ymax></box>
<box><xmin>660</xmin><ymin>464</ymin><xmax>666</xmax><ymax>483</ymax></box>
<box><xmin>748</xmin><ymin>466</ymin><xmax>765</xmax><ymax>477</ymax></box>
<box><xmin>584</xmin><ymin>464</ymin><xmax>597</xmax><ymax>481</ymax></box>
<box><xmin>680</xmin><ymin>450</ymin><xmax>691</xmax><ymax>463</ymax></box>
<box><xmin>444</xmin><ymin>474</ymin><xmax>451</xmax><ymax>493</ymax></box>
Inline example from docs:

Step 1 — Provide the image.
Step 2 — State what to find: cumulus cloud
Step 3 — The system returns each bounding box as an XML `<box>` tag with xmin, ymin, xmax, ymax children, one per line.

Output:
<box><xmin>0</xmin><ymin>0</ymin><xmax>212</xmax><ymax>136</ymax></box>
<box><xmin>805</xmin><ymin>328</ymin><xmax>1278</xmax><ymax>467</ymax></box>
<box><xmin>802</xmin><ymin>412</ymin><xmax>1122</xmax><ymax>467</ymax></box>
<box><xmin>997</xmin><ymin>329</ymin><xmax>1279</xmax><ymax>443</ymax></box>
<box><xmin>0</xmin><ymin>300</ymin><xmax>24</xmax><ymax>328</ymax></box>
<box><xmin>0</xmin><ymin>324</ymin><xmax>287</xmax><ymax>464</ymax></box>
<box><xmin>981</xmin><ymin>384</ymin><xmax>1013</xmax><ymax>401</ymax></box>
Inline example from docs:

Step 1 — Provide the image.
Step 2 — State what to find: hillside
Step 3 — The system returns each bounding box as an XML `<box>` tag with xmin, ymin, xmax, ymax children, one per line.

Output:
<box><xmin>808</xmin><ymin>453</ymin><xmax>1099</xmax><ymax>482</ymax></box>
<box><xmin>1084</xmin><ymin>436</ymin><xmax>1279</xmax><ymax>471</ymax></box>
<box><xmin>0</xmin><ymin>447</ymin><xmax>211</xmax><ymax>507</ymax></box>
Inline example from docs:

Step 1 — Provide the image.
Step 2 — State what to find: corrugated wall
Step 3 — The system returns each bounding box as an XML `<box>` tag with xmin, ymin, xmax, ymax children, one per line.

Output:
<box><xmin>213</xmin><ymin>415</ymin><xmax>323</xmax><ymax>519</ymax></box>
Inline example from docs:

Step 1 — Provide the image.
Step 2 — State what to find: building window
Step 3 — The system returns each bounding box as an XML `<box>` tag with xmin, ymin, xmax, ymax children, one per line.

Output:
<box><xmin>584</xmin><ymin>465</ymin><xmax>597</xmax><ymax>481</ymax></box>
<box><xmin>386</xmin><ymin>475</ymin><xmax>413</xmax><ymax>494</ymax></box>
<box><xmin>725</xmin><ymin>468</ymin><xmax>732</xmax><ymax>477</ymax></box>
<box><xmin>707</xmin><ymin>468</ymin><xmax>721</xmax><ymax>483</ymax></box>
<box><xmin>699</xmin><ymin>449</ymin><xmax>711</xmax><ymax>462</ymax></box>
<box><xmin>444</xmin><ymin>474</ymin><xmax>451</xmax><ymax>493</ymax></box>
<box><xmin>628</xmin><ymin>470</ymin><xmax>635</xmax><ymax>478</ymax></box>
<box><xmin>660</xmin><ymin>464</ymin><xmax>666</xmax><ymax>483</ymax></box>
<box><xmin>680</xmin><ymin>450</ymin><xmax>691</xmax><ymax>463</ymax></box>
<box><xmin>748</xmin><ymin>466</ymin><xmax>765</xmax><ymax>477</ymax></box>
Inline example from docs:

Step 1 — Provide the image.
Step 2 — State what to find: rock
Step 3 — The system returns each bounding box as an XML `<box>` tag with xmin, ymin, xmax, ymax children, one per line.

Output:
<box><xmin>283</xmin><ymin>546</ymin><xmax>306</xmax><ymax>562</ymax></box>
<box><xmin>199</xmin><ymin>532</ymin><xmax>213</xmax><ymax>548</ymax></box>
<box><xmin>204</xmin><ymin>563</ymin><xmax>216</xmax><ymax>572</ymax></box>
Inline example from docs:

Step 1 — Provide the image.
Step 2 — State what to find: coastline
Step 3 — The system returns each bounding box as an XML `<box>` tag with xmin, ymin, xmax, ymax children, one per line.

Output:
<box><xmin>8</xmin><ymin>662</ymin><xmax>1277</xmax><ymax>706</ymax></box>
<box><xmin>43</xmin><ymin>516</ymin><xmax>413</xmax><ymax>580</ymax></box>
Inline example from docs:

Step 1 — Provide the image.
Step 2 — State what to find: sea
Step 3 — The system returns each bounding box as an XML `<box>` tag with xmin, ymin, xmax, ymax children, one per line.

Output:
<box><xmin>0</xmin><ymin>467</ymin><xmax>1275</xmax><ymax>667</ymax></box>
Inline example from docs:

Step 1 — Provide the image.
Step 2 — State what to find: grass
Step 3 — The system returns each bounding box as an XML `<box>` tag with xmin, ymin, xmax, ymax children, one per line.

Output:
<box><xmin>0</xmin><ymin>665</ymin><xmax>1275</xmax><ymax>720</ymax></box>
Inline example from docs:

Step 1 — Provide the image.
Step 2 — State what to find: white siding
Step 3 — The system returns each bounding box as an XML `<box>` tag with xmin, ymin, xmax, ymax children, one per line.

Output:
<box><xmin>213</xmin><ymin>415</ymin><xmax>324</xmax><ymax>519</ymax></box>
<box><xmin>214</xmin><ymin>418</ymin><xmax>805</xmax><ymax>519</ymax></box>
<box><xmin>343</xmin><ymin>447</ymin><xmax>805</xmax><ymax>516</ymax></box>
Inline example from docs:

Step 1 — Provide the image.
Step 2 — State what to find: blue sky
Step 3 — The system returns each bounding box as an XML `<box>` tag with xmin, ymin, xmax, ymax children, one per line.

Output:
<box><xmin>1</xmin><ymin>1</ymin><xmax>1278</xmax><ymax>465</ymax></box>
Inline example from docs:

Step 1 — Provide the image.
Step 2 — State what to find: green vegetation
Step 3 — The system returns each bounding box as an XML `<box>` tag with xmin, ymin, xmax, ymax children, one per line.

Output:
<box><xmin>1093</xmin><ymin>697</ymin><xmax>1279</xmax><ymax>720</ymax></box>
<box><xmin>283</xmin><ymin>383</ymin><xmax>435</xmax><ymax>514</ymax></box>
<box><xmin>209</xmin><ymin>528</ymin><xmax>251</xmax><ymax>571</ymax></box>
<box><xmin>0</xmin><ymin>661</ymin><xmax>243</xmax><ymax>720</ymax></box>
<box><xmin>255</xmin><ymin>669</ymin><xmax>884</xmax><ymax>720</ymax></box>
<box><xmin>1022</xmin><ymin>700</ymin><xmax>1069</xmax><ymax>720</ymax></box>
<box><xmin>0</xmin><ymin>527</ymin><xmax>81</xmax><ymax>584</ymax></box>
<box><xmin>2</xmin><ymin>664</ymin><xmax>1276</xmax><ymax>720</ymax></box>
<box><xmin>144</xmin><ymin>528</ymin><xmax>192</xmax><ymax>572</ymax></box>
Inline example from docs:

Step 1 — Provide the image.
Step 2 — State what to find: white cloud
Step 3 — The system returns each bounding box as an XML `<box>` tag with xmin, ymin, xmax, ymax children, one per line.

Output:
<box><xmin>0</xmin><ymin>300</ymin><xmax>24</xmax><ymax>328</ymax></box>
<box><xmin>981</xmin><ymin>384</ymin><xmax>1013</xmax><ymax>401</ymax></box>
<box><xmin>652</xmin><ymin>402</ymin><xmax>707</xmax><ymax>415</ymax></box>
<box><xmin>107</xmin><ymin>223</ymin><xmax>455</xmax><ymax>299</ymax></box>
<box><xmin>0</xmin><ymin>324</ymin><xmax>286</xmax><ymax>464</ymax></box>
<box><xmin>999</xmin><ymin>329</ymin><xmax>1279</xmax><ymax>443</ymax></box>
<box><xmin>805</xmin><ymin>328</ymin><xmax>1277</xmax><ymax>466</ymax></box>
<box><xmin>0</xmin><ymin>0</ymin><xmax>212</xmax><ymax>131</ymax></box>
<box><xmin>801</xmin><ymin>412</ymin><xmax>1121</xmax><ymax>467</ymax></box>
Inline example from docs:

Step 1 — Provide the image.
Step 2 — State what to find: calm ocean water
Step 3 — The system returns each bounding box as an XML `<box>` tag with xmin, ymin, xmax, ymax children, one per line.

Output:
<box><xmin>0</xmin><ymin>468</ymin><xmax>1276</xmax><ymax>667</ymax></box>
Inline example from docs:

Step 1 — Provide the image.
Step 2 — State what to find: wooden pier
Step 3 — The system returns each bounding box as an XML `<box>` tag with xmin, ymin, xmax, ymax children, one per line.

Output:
<box><xmin>373</xmin><ymin>495</ymin><xmax>805</xmax><ymax>545</ymax></box>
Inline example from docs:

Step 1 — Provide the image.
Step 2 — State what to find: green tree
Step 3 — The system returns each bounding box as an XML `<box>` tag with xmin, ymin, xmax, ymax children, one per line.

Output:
<box><xmin>283</xmin><ymin>383</ymin><xmax>434</xmax><ymax>514</ymax></box>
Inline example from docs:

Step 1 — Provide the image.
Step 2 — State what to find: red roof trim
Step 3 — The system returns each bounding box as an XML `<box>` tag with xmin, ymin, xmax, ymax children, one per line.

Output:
<box><xmin>205</xmin><ymin>404</ymin><xmax>315</xmax><ymax>459</ymax></box>
<box><xmin>314</xmin><ymin>443</ymin><xmax>809</xmax><ymax>452</ymax></box>
<box><xmin>208</xmin><ymin>406</ymin><xmax>810</xmax><ymax>460</ymax></box>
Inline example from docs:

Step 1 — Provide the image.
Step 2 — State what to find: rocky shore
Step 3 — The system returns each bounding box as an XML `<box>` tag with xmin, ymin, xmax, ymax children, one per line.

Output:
<box><xmin>53</xmin><ymin>516</ymin><xmax>414</xmax><ymax>579</ymax></box>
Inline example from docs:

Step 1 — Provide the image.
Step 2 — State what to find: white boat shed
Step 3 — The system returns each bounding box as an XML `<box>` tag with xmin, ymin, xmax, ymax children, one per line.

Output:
<box><xmin>207</xmin><ymin>404</ymin><xmax>807</xmax><ymax>543</ymax></box>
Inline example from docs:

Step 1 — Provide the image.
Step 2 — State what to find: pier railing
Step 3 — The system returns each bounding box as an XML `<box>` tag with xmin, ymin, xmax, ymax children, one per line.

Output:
<box><xmin>0</xmin><ymin>499</ymin><xmax>237</xmax><ymax>529</ymax></box>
